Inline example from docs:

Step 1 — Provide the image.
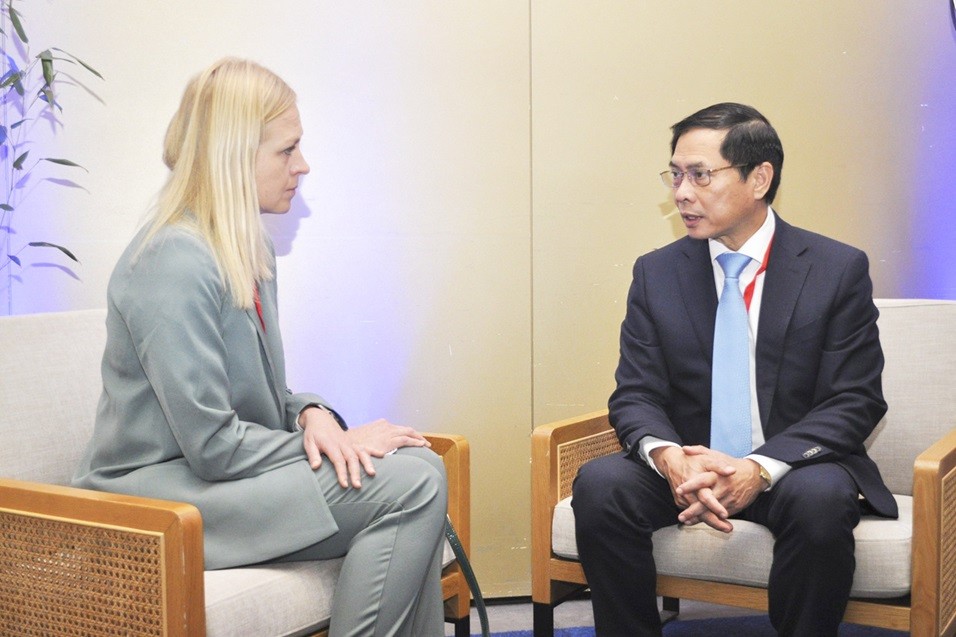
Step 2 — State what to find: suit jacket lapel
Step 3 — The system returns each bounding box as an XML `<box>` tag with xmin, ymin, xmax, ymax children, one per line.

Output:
<box><xmin>675</xmin><ymin>219</ymin><xmax>817</xmax><ymax>437</ymax></box>
<box><xmin>755</xmin><ymin>218</ymin><xmax>811</xmax><ymax>430</ymax></box>
<box><xmin>247</xmin><ymin>283</ymin><xmax>285</xmax><ymax>417</ymax></box>
<box><xmin>677</xmin><ymin>238</ymin><xmax>719</xmax><ymax>365</ymax></box>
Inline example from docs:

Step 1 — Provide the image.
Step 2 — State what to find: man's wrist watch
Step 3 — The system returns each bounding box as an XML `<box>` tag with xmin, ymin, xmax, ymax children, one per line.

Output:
<box><xmin>756</xmin><ymin>463</ymin><xmax>772</xmax><ymax>489</ymax></box>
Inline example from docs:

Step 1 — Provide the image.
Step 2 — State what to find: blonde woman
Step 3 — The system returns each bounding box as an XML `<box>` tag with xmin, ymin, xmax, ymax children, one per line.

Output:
<box><xmin>73</xmin><ymin>58</ymin><xmax>447</xmax><ymax>636</ymax></box>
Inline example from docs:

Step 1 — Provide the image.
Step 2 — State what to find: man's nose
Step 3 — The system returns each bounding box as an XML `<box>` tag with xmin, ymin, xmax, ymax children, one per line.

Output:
<box><xmin>674</xmin><ymin>175</ymin><xmax>695</xmax><ymax>202</ymax></box>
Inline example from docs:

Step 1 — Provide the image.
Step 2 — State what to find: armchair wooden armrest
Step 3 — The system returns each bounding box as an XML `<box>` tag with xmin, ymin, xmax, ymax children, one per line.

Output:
<box><xmin>531</xmin><ymin>410</ymin><xmax>618</xmax><ymax>615</ymax></box>
<box><xmin>911</xmin><ymin>427</ymin><xmax>956</xmax><ymax>637</ymax></box>
<box><xmin>0</xmin><ymin>433</ymin><xmax>471</xmax><ymax>637</ymax></box>
<box><xmin>0</xmin><ymin>478</ymin><xmax>205</xmax><ymax>636</ymax></box>
<box><xmin>424</xmin><ymin>433</ymin><xmax>473</xmax><ymax>633</ymax></box>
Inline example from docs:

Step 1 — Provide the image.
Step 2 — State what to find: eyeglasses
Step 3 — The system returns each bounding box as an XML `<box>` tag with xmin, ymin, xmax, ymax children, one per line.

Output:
<box><xmin>659</xmin><ymin>164</ymin><xmax>745</xmax><ymax>189</ymax></box>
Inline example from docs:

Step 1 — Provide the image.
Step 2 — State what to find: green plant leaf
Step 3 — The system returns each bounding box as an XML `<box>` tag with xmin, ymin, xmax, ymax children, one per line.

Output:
<box><xmin>13</xmin><ymin>150</ymin><xmax>29</xmax><ymax>170</ymax></box>
<box><xmin>0</xmin><ymin>125</ymin><xmax>6</xmax><ymax>145</ymax></box>
<box><xmin>51</xmin><ymin>47</ymin><xmax>103</xmax><ymax>79</ymax></box>
<box><xmin>0</xmin><ymin>69</ymin><xmax>23</xmax><ymax>89</ymax></box>
<box><xmin>0</xmin><ymin>203</ymin><xmax>13</xmax><ymax>212</ymax></box>
<box><xmin>8</xmin><ymin>254</ymin><xmax>21</xmax><ymax>267</ymax></box>
<box><xmin>42</xmin><ymin>158</ymin><xmax>88</xmax><ymax>171</ymax></box>
<box><xmin>39</xmin><ymin>49</ymin><xmax>55</xmax><ymax>87</ymax></box>
<box><xmin>8</xmin><ymin>6</ymin><xmax>28</xmax><ymax>44</ymax></box>
<box><xmin>10</xmin><ymin>119</ymin><xmax>26</xmax><ymax>129</ymax></box>
<box><xmin>39</xmin><ymin>86</ymin><xmax>58</xmax><ymax>109</ymax></box>
<box><xmin>29</xmin><ymin>241</ymin><xmax>79</xmax><ymax>263</ymax></box>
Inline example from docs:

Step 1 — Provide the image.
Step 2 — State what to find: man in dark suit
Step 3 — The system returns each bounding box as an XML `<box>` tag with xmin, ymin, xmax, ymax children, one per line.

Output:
<box><xmin>572</xmin><ymin>103</ymin><xmax>897</xmax><ymax>637</ymax></box>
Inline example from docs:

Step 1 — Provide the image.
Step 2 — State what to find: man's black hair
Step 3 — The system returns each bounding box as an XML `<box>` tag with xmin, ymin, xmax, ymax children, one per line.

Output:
<box><xmin>670</xmin><ymin>102</ymin><xmax>784</xmax><ymax>203</ymax></box>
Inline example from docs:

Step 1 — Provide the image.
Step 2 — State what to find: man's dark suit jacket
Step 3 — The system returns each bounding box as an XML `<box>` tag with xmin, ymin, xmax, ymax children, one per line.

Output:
<box><xmin>608</xmin><ymin>215</ymin><xmax>898</xmax><ymax>518</ymax></box>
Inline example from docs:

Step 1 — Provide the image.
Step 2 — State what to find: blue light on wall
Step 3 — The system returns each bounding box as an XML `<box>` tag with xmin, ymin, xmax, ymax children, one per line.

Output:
<box><xmin>906</xmin><ymin>6</ymin><xmax>956</xmax><ymax>300</ymax></box>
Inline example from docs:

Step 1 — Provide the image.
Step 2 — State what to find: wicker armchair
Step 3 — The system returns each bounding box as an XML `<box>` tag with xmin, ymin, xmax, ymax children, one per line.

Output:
<box><xmin>0</xmin><ymin>309</ymin><xmax>472</xmax><ymax>636</ymax></box>
<box><xmin>531</xmin><ymin>299</ymin><xmax>956</xmax><ymax>637</ymax></box>
<box><xmin>0</xmin><ymin>434</ymin><xmax>469</xmax><ymax>636</ymax></box>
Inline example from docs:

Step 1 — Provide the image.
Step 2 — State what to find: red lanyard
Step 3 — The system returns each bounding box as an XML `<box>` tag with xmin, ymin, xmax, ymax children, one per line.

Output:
<box><xmin>743</xmin><ymin>235</ymin><xmax>774</xmax><ymax>312</ymax></box>
<box><xmin>253</xmin><ymin>284</ymin><xmax>266</xmax><ymax>332</ymax></box>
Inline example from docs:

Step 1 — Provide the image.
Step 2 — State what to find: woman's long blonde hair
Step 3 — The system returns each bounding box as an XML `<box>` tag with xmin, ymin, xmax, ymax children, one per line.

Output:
<box><xmin>142</xmin><ymin>57</ymin><xmax>297</xmax><ymax>309</ymax></box>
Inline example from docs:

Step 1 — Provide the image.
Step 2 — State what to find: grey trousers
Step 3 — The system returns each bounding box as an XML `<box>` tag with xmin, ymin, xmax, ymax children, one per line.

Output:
<box><xmin>276</xmin><ymin>447</ymin><xmax>448</xmax><ymax>637</ymax></box>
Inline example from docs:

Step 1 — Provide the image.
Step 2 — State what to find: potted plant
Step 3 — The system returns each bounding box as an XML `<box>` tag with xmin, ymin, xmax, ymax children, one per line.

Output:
<box><xmin>1</xmin><ymin>0</ymin><xmax>101</xmax><ymax>313</ymax></box>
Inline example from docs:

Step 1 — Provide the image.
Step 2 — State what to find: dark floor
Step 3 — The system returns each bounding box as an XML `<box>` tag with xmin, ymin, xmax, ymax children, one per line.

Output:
<box><xmin>445</xmin><ymin>595</ymin><xmax>761</xmax><ymax>635</ymax></box>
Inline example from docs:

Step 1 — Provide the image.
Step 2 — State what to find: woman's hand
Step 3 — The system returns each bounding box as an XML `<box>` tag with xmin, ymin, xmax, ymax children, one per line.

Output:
<box><xmin>346</xmin><ymin>418</ymin><xmax>430</xmax><ymax>457</ymax></box>
<box><xmin>300</xmin><ymin>407</ymin><xmax>369</xmax><ymax>488</ymax></box>
<box><xmin>299</xmin><ymin>408</ymin><xmax>429</xmax><ymax>489</ymax></box>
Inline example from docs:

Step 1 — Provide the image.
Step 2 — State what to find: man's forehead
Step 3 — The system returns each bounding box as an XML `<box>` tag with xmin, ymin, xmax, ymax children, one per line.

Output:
<box><xmin>671</xmin><ymin>128</ymin><xmax>728</xmax><ymax>165</ymax></box>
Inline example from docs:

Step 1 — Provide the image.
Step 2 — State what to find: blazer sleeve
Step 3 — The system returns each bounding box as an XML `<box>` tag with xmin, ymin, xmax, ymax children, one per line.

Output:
<box><xmin>755</xmin><ymin>249</ymin><xmax>887</xmax><ymax>466</ymax></box>
<box><xmin>284</xmin><ymin>390</ymin><xmax>348</xmax><ymax>430</ymax></box>
<box><xmin>119</xmin><ymin>232</ymin><xmax>311</xmax><ymax>482</ymax></box>
<box><xmin>608</xmin><ymin>256</ymin><xmax>683</xmax><ymax>454</ymax></box>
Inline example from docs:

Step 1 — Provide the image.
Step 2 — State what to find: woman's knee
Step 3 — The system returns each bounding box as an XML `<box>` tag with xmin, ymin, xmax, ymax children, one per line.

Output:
<box><xmin>397</xmin><ymin>446</ymin><xmax>446</xmax><ymax>480</ymax></box>
<box><xmin>380</xmin><ymin>450</ymin><xmax>447</xmax><ymax>514</ymax></box>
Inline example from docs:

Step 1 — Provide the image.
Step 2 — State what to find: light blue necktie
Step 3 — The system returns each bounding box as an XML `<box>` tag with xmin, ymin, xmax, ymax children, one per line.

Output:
<box><xmin>710</xmin><ymin>251</ymin><xmax>753</xmax><ymax>458</ymax></box>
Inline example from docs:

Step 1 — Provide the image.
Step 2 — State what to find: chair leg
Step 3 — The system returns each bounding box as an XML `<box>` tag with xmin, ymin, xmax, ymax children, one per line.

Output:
<box><xmin>452</xmin><ymin>615</ymin><xmax>470</xmax><ymax>637</ymax></box>
<box><xmin>661</xmin><ymin>596</ymin><xmax>680</xmax><ymax>624</ymax></box>
<box><xmin>533</xmin><ymin>601</ymin><xmax>555</xmax><ymax>637</ymax></box>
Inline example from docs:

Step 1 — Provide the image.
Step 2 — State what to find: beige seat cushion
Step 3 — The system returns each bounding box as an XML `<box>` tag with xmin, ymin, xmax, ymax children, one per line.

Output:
<box><xmin>551</xmin><ymin>494</ymin><xmax>912</xmax><ymax>598</ymax></box>
<box><xmin>205</xmin><ymin>543</ymin><xmax>456</xmax><ymax>636</ymax></box>
<box><xmin>205</xmin><ymin>560</ymin><xmax>342</xmax><ymax>637</ymax></box>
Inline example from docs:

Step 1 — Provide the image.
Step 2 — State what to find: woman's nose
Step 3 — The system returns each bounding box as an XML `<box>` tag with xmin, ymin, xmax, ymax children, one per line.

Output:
<box><xmin>294</xmin><ymin>150</ymin><xmax>310</xmax><ymax>175</ymax></box>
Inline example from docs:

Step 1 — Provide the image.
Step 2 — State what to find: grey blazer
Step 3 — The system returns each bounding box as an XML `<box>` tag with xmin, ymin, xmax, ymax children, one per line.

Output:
<box><xmin>73</xmin><ymin>225</ymin><xmax>339</xmax><ymax>569</ymax></box>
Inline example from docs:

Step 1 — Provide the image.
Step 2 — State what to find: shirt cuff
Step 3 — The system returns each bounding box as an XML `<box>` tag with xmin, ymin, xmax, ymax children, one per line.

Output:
<box><xmin>746</xmin><ymin>453</ymin><xmax>790</xmax><ymax>489</ymax></box>
<box><xmin>638</xmin><ymin>436</ymin><xmax>680</xmax><ymax>477</ymax></box>
<box><xmin>296</xmin><ymin>404</ymin><xmax>348</xmax><ymax>432</ymax></box>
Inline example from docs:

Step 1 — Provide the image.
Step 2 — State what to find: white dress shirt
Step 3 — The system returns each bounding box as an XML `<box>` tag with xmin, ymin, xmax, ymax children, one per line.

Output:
<box><xmin>639</xmin><ymin>208</ymin><xmax>791</xmax><ymax>487</ymax></box>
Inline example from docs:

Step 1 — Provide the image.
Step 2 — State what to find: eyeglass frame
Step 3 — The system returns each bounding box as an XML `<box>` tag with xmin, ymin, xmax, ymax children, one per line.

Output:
<box><xmin>659</xmin><ymin>164</ymin><xmax>748</xmax><ymax>189</ymax></box>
